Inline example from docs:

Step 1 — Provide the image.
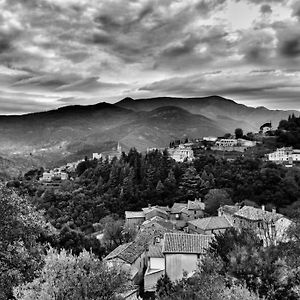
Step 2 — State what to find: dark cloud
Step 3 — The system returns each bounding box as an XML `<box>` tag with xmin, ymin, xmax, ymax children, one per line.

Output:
<box><xmin>292</xmin><ymin>2</ymin><xmax>300</xmax><ymax>20</ymax></box>
<box><xmin>260</xmin><ymin>4</ymin><xmax>272</xmax><ymax>14</ymax></box>
<box><xmin>280</xmin><ymin>37</ymin><xmax>300</xmax><ymax>57</ymax></box>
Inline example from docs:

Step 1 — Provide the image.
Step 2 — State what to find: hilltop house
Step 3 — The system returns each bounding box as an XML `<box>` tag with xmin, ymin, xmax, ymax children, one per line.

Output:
<box><xmin>260</xmin><ymin>122</ymin><xmax>272</xmax><ymax>134</ymax></box>
<box><xmin>169</xmin><ymin>144</ymin><xmax>194</xmax><ymax>162</ymax></box>
<box><xmin>40</xmin><ymin>169</ymin><xmax>68</xmax><ymax>182</ymax></box>
<box><xmin>267</xmin><ymin>147</ymin><xmax>300</xmax><ymax>165</ymax></box>
<box><xmin>93</xmin><ymin>142</ymin><xmax>122</xmax><ymax>161</ymax></box>
<box><xmin>162</xmin><ymin>233</ymin><xmax>213</xmax><ymax>282</ymax></box>
<box><xmin>188</xmin><ymin>216</ymin><xmax>233</xmax><ymax>235</ymax></box>
<box><xmin>233</xmin><ymin>205</ymin><xmax>292</xmax><ymax>246</ymax></box>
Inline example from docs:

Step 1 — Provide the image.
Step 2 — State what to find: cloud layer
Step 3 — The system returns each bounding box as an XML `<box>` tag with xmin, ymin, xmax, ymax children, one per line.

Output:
<box><xmin>0</xmin><ymin>0</ymin><xmax>300</xmax><ymax>114</ymax></box>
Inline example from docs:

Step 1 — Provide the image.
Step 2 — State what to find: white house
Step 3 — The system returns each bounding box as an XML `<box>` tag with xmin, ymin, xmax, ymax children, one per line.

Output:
<box><xmin>215</xmin><ymin>139</ymin><xmax>238</xmax><ymax>147</ymax></box>
<box><xmin>169</xmin><ymin>144</ymin><xmax>194</xmax><ymax>162</ymax></box>
<box><xmin>267</xmin><ymin>147</ymin><xmax>300</xmax><ymax>164</ymax></box>
<box><xmin>162</xmin><ymin>233</ymin><xmax>213</xmax><ymax>282</ymax></box>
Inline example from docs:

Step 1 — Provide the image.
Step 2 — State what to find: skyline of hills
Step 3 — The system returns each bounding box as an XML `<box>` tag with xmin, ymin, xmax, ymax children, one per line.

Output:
<box><xmin>0</xmin><ymin>95</ymin><xmax>298</xmax><ymax>175</ymax></box>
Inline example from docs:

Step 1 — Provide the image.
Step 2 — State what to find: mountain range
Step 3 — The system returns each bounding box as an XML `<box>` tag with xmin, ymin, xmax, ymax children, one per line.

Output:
<box><xmin>0</xmin><ymin>95</ymin><xmax>298</xmax><ymax>176</ymax></box>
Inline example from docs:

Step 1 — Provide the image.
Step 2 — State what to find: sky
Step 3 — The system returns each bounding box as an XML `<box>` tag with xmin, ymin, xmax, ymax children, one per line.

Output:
<box><xmin>0</xmin><ymin>0</ymin><xmax>300</xmax><ymax>114</ymax></box>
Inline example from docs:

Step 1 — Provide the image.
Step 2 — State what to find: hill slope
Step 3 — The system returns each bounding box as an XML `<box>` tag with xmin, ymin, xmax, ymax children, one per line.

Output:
<box><xmin>116</xmin><ymin>96</ymin><xmax>299</xmax><ymax>133</ymax></box>
<box><xmin>0</xmin><ymin>103</ymin><xmax>224</xmax><ymax>173</ymax></box>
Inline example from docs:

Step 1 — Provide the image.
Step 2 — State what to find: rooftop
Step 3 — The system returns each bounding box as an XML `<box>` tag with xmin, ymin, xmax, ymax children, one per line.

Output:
<box><xmin>142</xmin><ymin>206</ymin><xmax>169</xmax><ymax>216</ymax></box>
<box><xmin>234</xmin><ymin>206</ymin><xmax>283</xmax><ymax>222</ymax></box>
<box><xmin>188</xmin><ymin>216</ymin><xmax>232</xmax><ymax>231</ymax></box>
<box><xmin>171</xmin><ymin>202</ymin><xmax>187</xmax><ymax>214</ymax></box>
<box><xmin>163</xmin><ymin>233</ymin><xmax>212</xmax><ymax>254</ymax></box>
<box><xmin>105</xmin><ymin>226</ymin><xmax>174</xmax><ymax>264</ymax></box>
<box><xmin>187</xmin><ymin>199</ymin><xmax>205</xmax><ymax>210</ymax></box>
<box><xmin>125</xmin><ymin>211</ymin><xmax>145</xmax><ymax>219</ymax></box>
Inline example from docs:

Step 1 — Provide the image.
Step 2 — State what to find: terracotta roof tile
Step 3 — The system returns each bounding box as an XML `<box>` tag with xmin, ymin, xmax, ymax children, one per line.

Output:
<box><xmin>163</xmin><ymin>233</ymin><xmax>212</xmax><ymax>254</ymax></box>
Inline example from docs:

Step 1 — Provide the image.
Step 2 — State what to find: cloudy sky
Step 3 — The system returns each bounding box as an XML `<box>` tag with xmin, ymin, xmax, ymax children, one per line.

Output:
<box><xmin>0</xmin><ymin>0</ymin><xmax>300</xmax><ymax>114</ymax></box>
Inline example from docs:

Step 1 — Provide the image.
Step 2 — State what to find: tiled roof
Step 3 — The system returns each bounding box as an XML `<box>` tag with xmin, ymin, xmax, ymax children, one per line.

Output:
<box><xmin>105</xmin><ymin>226</ymin><xmax>173</xmax><ymax>264</ymax></box>
<box><xmin>187</xmin><ymin>199</ymin><xmax>205</xmax><ymax>210</ymax></box>
<box><xmin>234</xmin><ymin>206</ymin><xmax>283</xmax><ymax>222</ymax></box>
<box><xmin>125</xmin><ymin>211</ymin><xmax>145</xmax><ymax>219</ymax></box>
<box><xmin>104</xmin><ymin>242</ymin><xmax>132</xmax><ymax>261</ymax></box>
<box><xmin>171</xmin><ymin>202</ymin><xmax>187</xmax><ymax>214</ymax></box>
<box><xmin>142</xmin><ymin>206</ymin><xmax>169</xmax><ymax>216</ymax></box>
<box><xmin>163</xmin><ymin>233</ymin><xmax>212</xmax><ymax>254</ymax></box>
<box><xmin>142</xmin><ymin>217</ymin><xmax>175</xmax><ymax>231</ymax></box>
<box><xmin>188</xmin><ymin>216</ymin><xmax>232</xmax><ymax>231</ymax></box>
<box><xmin>148</xmin><ymin>245</ymin><xmax>164</xmax><ymax>258</ymax></box>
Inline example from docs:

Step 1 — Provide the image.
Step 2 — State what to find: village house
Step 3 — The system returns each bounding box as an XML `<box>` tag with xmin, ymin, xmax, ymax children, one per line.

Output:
<box><xmin>169</xmin><ymin>199</ymin><xmax>205</xmax><ymax>229</ymax></box>
<box><xmin>104</xmin><ymin>225</ymin><xmax>174</xmax><ymax>286</ymax></box>
<box><xmin>188</xmin><ymin>216</ymin><xmax>233</xmax><ymax>235</ymax></box>
<box><xmin>233</xmin><ymin>205</ymin><xmax>292</xmax><ymax>246</ymax></box>
<box><xmin>168</xmin><ymin>144</ymin><xmax>195</xmax><ymax>162</ymax></box>
<box><xmin>142</xmin><ymin>205</ymin><xmax>170</xmax><ymax>220</ymax></box>
<box><xmin>125</xmin><ymin>211</ymin><xmax>145</xmax><ymax>229</ymax></box>
<box><xmin>93</xmin><ymin>142</ymin><xmax>122</xmax><ymax>161</ymax></box>
<box><xmin>162</xmin><ymin>233</ymin><xmax>213</xmax><ymax>282</ymax></box>
<box><xmin>260</xmin><ymin>122</ymin><xmax>273</xmax><ymax>134</ymax></box>
<box><xmin>267</xmin><ymin>147</ymin><xmax>300</xmax><ymax>166</ymax></box>
<box><xmin>40</xmin><ymin>169</ymin><xmax>68</xmax><ymax>182</ymax></box>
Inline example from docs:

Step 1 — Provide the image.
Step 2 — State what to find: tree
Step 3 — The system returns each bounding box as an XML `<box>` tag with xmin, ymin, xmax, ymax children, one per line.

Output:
<box><xmin>0</xmin><ymin>184</ymin><xmax>47</xmax><ymax>299</ymax></box>
<box><xmin>235</xmin><ymin>128</ymin><xmax>244</xmax><ymax>139</ymax></box>
<box><xmin>14</xmin><ymin>248</ymin><xmax>129</xmax><ymax>300</ymax></box>
<box><xmin>204</xmin><ymin>188</ymin><xmax>233</xmax><ymax>215</ymax></box>
<box><xmin>179</xmin><ymin>166</ymin><xmax>203</xmax><ymax>200</ymax></box>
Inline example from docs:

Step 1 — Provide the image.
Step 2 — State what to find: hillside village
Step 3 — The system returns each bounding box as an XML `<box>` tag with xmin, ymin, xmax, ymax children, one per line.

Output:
<box><xmin>102</xmin><ymin>201</ymin><xmax>293</xmax><ymax>299</ymax></box>
<box><xmin>3</xmin><ymin>115</ymin><xmax>300</xmax><ymax>300</ymax></box>
<box><xmin>37</xmin><ymin>121</ymin><xmax>300</xmax><ymax>185</ymax></box>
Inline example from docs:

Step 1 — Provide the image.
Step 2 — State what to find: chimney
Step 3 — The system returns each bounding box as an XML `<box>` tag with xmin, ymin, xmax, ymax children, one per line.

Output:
<box><xmin>261</xmin><ymin>205</ymin><xmax>265</xmax><ymax>211</ymax></box>
<box><xmin>272</xmin><ymin>207</ymin><xmax>276</xmax><ymax>214</ymax></box>
<box><xmin>148</xmin><ymin>204</ymin><xmax>151</xmax><ymax>208</ymax></box>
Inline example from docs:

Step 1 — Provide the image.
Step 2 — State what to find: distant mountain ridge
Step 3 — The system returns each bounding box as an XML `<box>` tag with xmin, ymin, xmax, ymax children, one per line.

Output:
<box><xmin>0</xmin><ymin>95</ymin><xmax>297</xmax><ymax>175</ymax></box>
<box><xmin>115</xmin><ymin>96</ymin><xmax>298</xmax><ymax>133</ymax></box>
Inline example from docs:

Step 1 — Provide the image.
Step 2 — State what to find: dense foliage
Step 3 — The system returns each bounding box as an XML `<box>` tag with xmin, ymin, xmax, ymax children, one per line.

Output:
<box><xmin>14</xmin><ymin>248</ymin><xmax>129</xmax><ymax>300</ymax></box>
<box><xmin>156</xmin><ymin>226</ymin><xmax>300</xmax><ymax>300</ymax></box>
<box><xmin>10</xmin><ymin>149</ymin><xmax>300</xmax><ymax>236</ymax></box>
<box><xmin>276</xmin><ymin>114</ymin><xmax>300</xmax><ymax>148</ymax></box>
